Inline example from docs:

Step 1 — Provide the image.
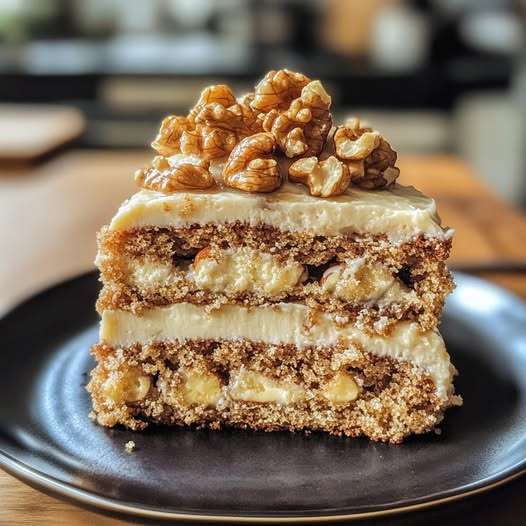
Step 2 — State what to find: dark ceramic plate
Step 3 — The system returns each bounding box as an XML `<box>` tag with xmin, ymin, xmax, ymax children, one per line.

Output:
<box><xmin>1</xmin><ymin>272</ymin><xmax>526</xmax><ymax>523</ymax></box>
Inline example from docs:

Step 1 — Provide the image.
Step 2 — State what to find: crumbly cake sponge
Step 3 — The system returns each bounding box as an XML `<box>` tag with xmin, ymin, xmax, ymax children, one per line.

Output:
<box><xmin>95</xmin><ymin>221</ymin><xmax>453</xmax><ymax>332</ymax></box>
<box><xmin>88</xmin><ymin>336</ymin><xmax>460</xmax><ymax>444</ymax></box>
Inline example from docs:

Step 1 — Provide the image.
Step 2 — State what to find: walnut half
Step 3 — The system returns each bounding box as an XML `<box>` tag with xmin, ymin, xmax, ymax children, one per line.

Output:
<box><xmin>334</xmin><ymin>126</ymin><xmax>380</xmax><ymax>160</ymax></box>
<box><xmin>289</xmin><ymin>155</ymin><xmax>350</xmax><ymax>197</ymax></box>
<box><xmin>151</xmin><ymin>115</ymin><xmax>189</xmax><ymax>156</ymax></box>
<box><xmin>223</xmin><ymin>132</ymin><xmax>281</xmax><ymax>193</ymax></box>
<box><xmin>261</xmin><ymin>80</ymin><xmax>332</xmax><ymax>158</ymax></box>
<box><xmin>334</xmin><ymin>117</ymin><xmax>400</xmax><ymax>189</ymax></box>
<box><xmin>135</xmin><ymin>157</ymin><xmax>216</xmax><ymax>193</ymax></box>
<box><xmin>251</xmin><ymin>69</ymin><xmax>311</xmax><ymax>113</ymax></box>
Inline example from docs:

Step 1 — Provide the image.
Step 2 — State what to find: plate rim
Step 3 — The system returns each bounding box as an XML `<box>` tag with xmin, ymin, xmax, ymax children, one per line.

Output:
<box><xmin>1</xmin><ymin>271</ymin><xmax>526</xmax><ymax>522</ymax></box>
<box><xmin>1</xmin><ymin>449</ymin><xmax>525</xmax><ymax>523</ymax></box>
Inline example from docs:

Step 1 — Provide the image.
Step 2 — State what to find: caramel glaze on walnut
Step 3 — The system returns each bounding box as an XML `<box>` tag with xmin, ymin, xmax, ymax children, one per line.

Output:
<box><xmin>144</xmin><ymin>69</ymin><xmax>400</xmax><ymax>197</ymax></box>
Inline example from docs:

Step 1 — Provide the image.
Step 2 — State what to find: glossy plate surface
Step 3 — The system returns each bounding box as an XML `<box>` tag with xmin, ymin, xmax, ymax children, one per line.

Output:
<box><xmin>1</xmin><ymin>272</ymin><xmax>526</xmax><ymax>522</ymax></box>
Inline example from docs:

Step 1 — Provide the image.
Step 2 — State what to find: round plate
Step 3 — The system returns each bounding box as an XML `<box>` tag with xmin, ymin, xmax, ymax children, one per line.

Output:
<box><xmin>1</xmin><ymin>272</ymin><xmax>526</xmax><ymax>523</ymax></box>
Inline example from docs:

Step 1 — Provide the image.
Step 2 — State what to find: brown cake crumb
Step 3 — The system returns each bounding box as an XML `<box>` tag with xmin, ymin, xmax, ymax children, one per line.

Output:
<box><xmin>87</xmin><ymin>339</ymin><xmax>461</xmax><ymax>444</ymax></box>
<box><xmin>95</xmin><ymin>224</ymin><xmax>453</xmax><ymax>333</ymax></box>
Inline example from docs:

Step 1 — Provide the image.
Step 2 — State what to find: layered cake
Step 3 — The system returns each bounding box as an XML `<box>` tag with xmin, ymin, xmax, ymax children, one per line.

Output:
<box><xmin>88</xmin><ymin>69</ymin><xmax>461</xmax><ymax>443</ymax></box>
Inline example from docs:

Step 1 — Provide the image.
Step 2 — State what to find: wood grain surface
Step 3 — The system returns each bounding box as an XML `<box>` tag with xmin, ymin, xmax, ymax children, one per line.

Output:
<box><xmin>0</xmin><ymin>105</ymin><xmax>85</xmax><ymax>162</ymax></box>
<box><xmin>1</xmin><ymin>151</ymin><xmax>526</xmax><ymax>525</ymax></box>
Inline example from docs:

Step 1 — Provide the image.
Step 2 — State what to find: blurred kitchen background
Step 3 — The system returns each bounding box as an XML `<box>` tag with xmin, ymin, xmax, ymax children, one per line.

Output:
<box><xmin>0</xmin><ymin>0</ymin><xmax>525</xmax><ymax>205</ymax></box>
<box><xmin>2</xmin><ymin>0</ymin><xmax>526</xmax><ymax>315</ymax></box>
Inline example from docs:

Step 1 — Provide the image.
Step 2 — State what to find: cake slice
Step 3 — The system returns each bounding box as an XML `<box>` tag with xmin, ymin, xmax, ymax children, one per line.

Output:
<box><xmin>88</xmin><ymin>70</ymin><xmax>461</xmax><ymax>443</ymax></box>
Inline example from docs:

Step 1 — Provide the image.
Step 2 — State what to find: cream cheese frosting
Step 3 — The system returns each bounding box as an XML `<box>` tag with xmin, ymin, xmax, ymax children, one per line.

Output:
<box><xmin>100</xmin><ymin>302</ymin><xmax>455</xmax><ymax>399</ymax></box>
<box><xmin>109</xmin><ymin>182</ymin><xmax>451</xmax><ymax>243</ymax></box>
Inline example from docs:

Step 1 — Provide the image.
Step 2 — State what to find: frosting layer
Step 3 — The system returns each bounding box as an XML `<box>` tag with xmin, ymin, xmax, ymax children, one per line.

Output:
<box><xmin>109</xmin><ymin>182</ymin><xmax>450</xmax><ymax>242</ymax></box>
<box><xmin>100</xmin><ymin>302</ymin><xmax>455</xmax><ymax>399</ymax></box>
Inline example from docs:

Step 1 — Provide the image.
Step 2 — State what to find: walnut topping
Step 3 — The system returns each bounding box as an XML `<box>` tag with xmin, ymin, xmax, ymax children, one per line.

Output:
<box><xmin>238</xmin><ymin>92</ymin><xmax>255</xmax><ymax>106</ymax></box>
<box><xmin>289</xmin><ymin>155</ymin><xmax>350</xmax><ymax>197</ymax></box>
<box><xmin>260</xmin><ymin>80</ymin><xmax>332</xmax><ymax>158</ymax></box>
<box><xmin>147</xmin><ymin>71</ymin><xmax>403</xmax><ymax>196</ymax></box>
<box><xmin>152</xmin><ymin>155</ymin><xmax>170</xmax><ymax>170</ymax></box>
<box><xmin>251</xmin><ymin>69</ymin><xmax>311</xmax><ymax>113</ymax></box>
<box><xmin>151</xmin><ymin>115</ymin><xmax>190</xmax><ymax>157</ymax></box>
<box><xmin>223</xmin><ymin>132</ymin><xmax>281</xmax><ymax>193</ymax></box>
<box><xmin>152</xmin><ymin>84</ymin><xmax>261</xmax><ymax>161</ymax></box>
<box><xmin>334</xmin><ymin>125</ymin><xmax>380</xmax><ymax>160</ymax></box>
<box><xmin>346</xmin><ymin>140</ymin><xmax>400</xmax><ymax>190</ymax></box>
<box><xmin>194</xmin><ymin>101</ymin><xmax>260</xmax><ymax>138</ymax></box>
<box><xmin>190</xmin><ymin>84</ymin><xmax>237</xmax><ymax>118</ymax></box>
<box><xmin>334</xmin><ymin>118</ymin><xmax>400</xmax><ymax>189</ymax></box>
<box><xmin>135</xmin><ymin>159</ymin><xmax>216</xmax><ymax>194</ymax></box>
<box><xmin>365</xmin><ymin>137</ymin><xmax>398</xmax><ymax>175</ymax></box>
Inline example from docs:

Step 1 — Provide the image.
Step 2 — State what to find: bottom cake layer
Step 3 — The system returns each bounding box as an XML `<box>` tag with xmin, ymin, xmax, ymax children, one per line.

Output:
<box><xmin>87</xmin><ymin>338</ymin><xmax>461</xmax><ymax>443</ymax></box>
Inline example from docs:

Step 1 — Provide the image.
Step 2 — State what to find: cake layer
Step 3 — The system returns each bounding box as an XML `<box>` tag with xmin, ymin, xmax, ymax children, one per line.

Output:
<box><xmin>96</xmin><ymin>223</ymin><xmax>453</xmax><ymax>332</ymax></box>
<box><xmin>110</xmin><ymin>181</ymin><xmax>452</xmax><ymax>244</ymax></box>
<box><xmin>87</xmin><ymin>338</ymin><xmax>461</xmax><ymax>443</ymax></box>
<box><xmin>100</xmin><ymin>302</ymin><xmax>455</xmax><ymax>399</ymax></box>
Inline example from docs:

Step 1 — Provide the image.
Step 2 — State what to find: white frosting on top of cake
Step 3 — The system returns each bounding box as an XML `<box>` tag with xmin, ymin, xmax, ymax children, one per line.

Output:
<box><xmin>109</xmin><ymin>181</ymin><xmax>451</xmax><ymax>243</ymax></box>
<box><xmin>100</xmin><ymin>302</ymin><xmax>455</xmax><ymax>399</ymax></box>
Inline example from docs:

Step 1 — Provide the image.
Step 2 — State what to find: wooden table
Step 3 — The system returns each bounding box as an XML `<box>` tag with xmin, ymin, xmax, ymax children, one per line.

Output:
<box><xmin>0</xmin><ymin>105</ymin><xmax>85</xmax><ymax>163</ymax></box>
<box><xmin>1</xmin><ymin>151</ymin><xmax>526</xmax><ymax>525</ymax></box>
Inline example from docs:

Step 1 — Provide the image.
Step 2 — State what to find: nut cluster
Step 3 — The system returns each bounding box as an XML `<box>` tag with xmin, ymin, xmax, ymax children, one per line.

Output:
<box><xmin>258</xmin><ymin>78</ymin><xmax>332</xmax><ymax>158</ymax></box>
<box><xmin>142</xmin><ymin>69</ymin><xmax>400</xmax><ymax>196</ymax></box>
<box><xmin>152</xmin><ymin>84</ymin><xmax>260</xmax><ymax>161</ymax></box>
<box><xmin>334</xmin><ymin>118</ymin><xmax>399</xmax><ymax>190</ymax></box>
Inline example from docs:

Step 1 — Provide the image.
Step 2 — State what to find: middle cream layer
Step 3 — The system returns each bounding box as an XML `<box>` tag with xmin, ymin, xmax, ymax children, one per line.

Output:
<box><xmin>122</xmin><ymin>251</ymin><xmax>415</xmax><ymax>304</ymax></box>
<box><xmin>100</xmin><ymin>303</ymin><xmax>455</xmax><ymax>399</ymax></box>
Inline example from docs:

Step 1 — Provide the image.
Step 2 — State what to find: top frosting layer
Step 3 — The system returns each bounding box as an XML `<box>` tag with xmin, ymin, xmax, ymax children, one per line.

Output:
<box><xmin>123</xmin><ymin>70</ymin><xmax>452</xmax><ymax>243</ymax></box>
<box><xmin>110</xmin><ymin>181</ymin><xmax>450</xmax><ymax>243</ymax></box>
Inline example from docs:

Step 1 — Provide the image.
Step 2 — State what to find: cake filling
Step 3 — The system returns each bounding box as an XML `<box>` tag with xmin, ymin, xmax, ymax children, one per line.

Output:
<box><xmin>180</xmin><ymin>369</ymin><xmax>222</xmax><ymax>407</ymax></box>
<box><xmin>191</xmin><ymin>247</ymin><xmax>306</xmax><ymax>295</ymax></box>
<box><xmin>100</xmin><ymin>302</ymin><xmax>455</xmax><ymax>399</ymax></box>
<box><xmin>229</xmin><ymin>368</ymin><xmax>307</xmax><ymax>405</ymax></box>
<box><xmin>96</xmin><ymin>225</ymin><xmax>453</xmax><ymax>331</ymax></box>
<box><xmin>124</xmin><ymin>249</ymin><xmax>416</xmax><ymax>303</ymax></box>
<box><xmin>100</xmin><ymin>366</ymin><xmax>362</xmax><ymax>408</ymax></box>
